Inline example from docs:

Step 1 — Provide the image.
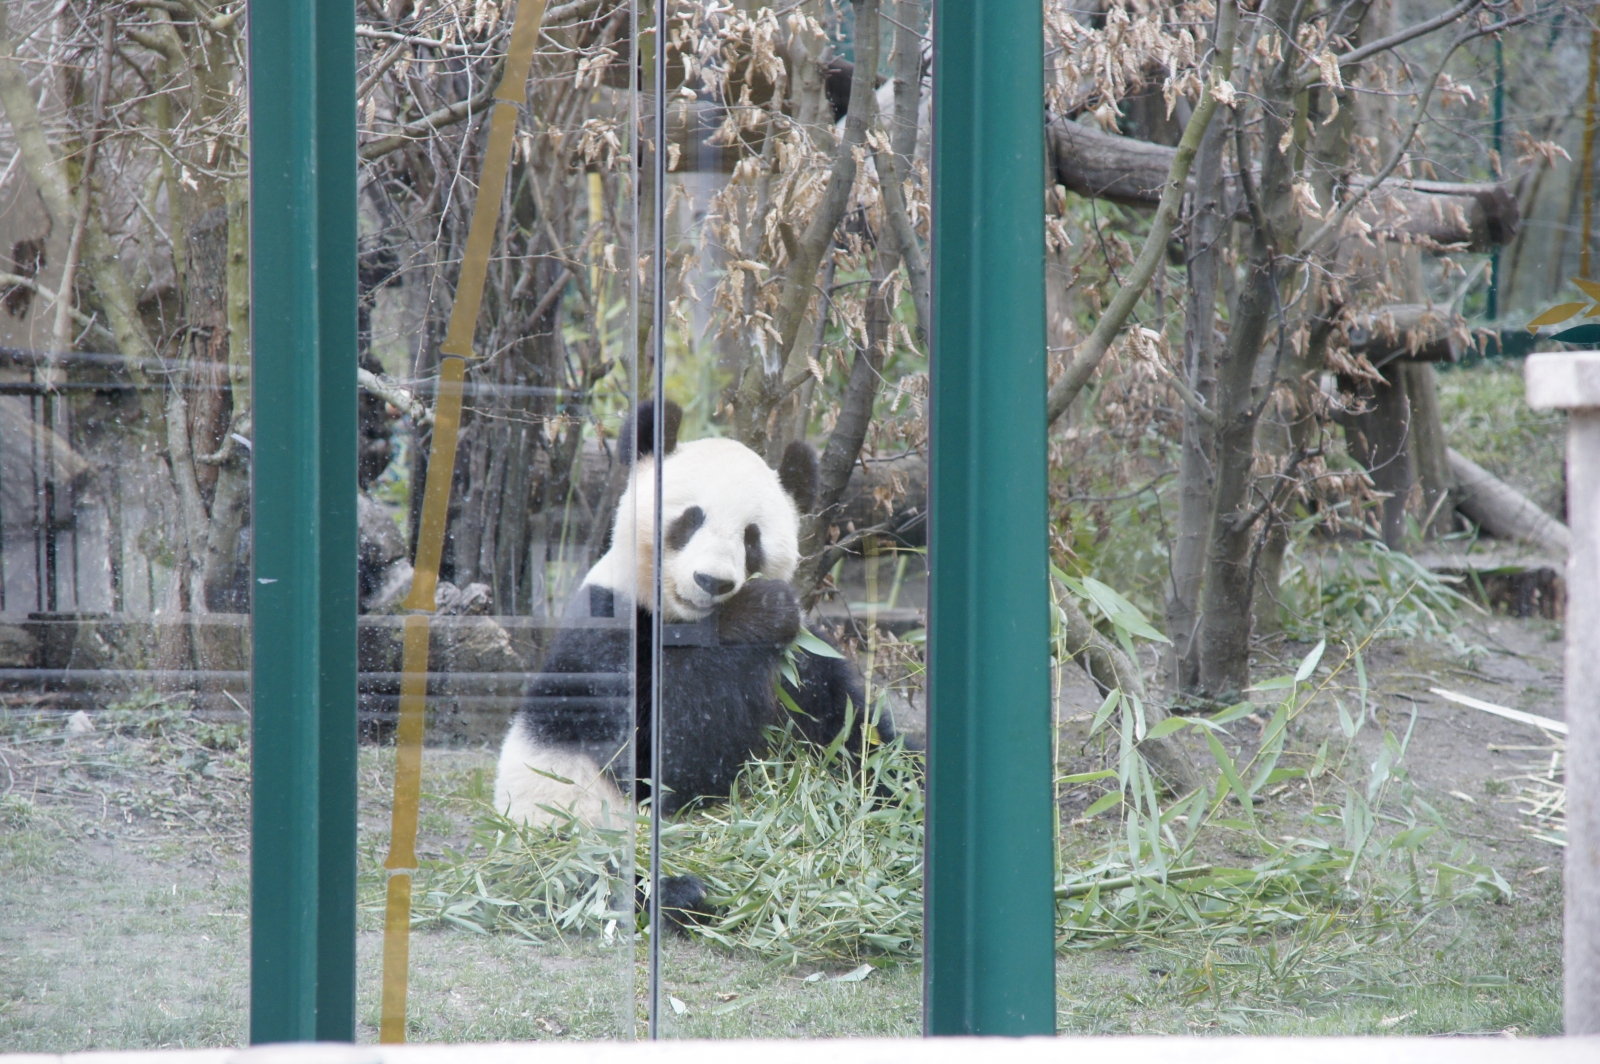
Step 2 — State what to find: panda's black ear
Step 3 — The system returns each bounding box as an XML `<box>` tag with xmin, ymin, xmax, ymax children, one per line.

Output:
<box><xmin>620</xmin><ymin>401</ymin><xmax>682</xmax><ymax>464</ymax></box>
<box><xmin>778</xmin><ymin>440</ymin><xmax>819</xmax><ymax>511</ymax></box>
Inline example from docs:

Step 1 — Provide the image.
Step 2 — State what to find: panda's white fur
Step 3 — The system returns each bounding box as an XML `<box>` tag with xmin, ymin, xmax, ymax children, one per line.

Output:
<box><xmin>586</xmin><ymin>438</ymin><xmax>802</xmax><ymax>621</ymax></box>
<box><xmin>493</xmin><ymin>732</ymin><xmax>629</xmax><ymax>828</ymax></box>
<box><xmin>494</xmin><ymin>434</ymin><xmax>803</xmax><ymax>828</ymax></box>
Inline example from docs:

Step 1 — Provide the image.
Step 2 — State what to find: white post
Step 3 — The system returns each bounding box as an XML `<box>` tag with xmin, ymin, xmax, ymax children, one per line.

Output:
<box><xmin>1526</xmin><ymin>352</ymin><xmax>1600</xmax><ymax>1035</ymax></box>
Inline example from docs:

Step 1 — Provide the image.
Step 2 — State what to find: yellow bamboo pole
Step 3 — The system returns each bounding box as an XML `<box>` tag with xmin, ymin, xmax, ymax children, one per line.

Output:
<box><xmin>378</xmin><ymin>0</ymin><xmax>548</xmax><ymax>1043</ymax></box>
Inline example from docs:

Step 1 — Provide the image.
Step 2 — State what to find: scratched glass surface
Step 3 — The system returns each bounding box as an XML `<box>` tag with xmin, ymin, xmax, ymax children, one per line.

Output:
<box><xmin>0</xmin><ymin>2</ymin><xmax>254</xmax><ymax>1050</ymax></box>
<box><xmin>350</xmin><ymin>0</ymin><xmax>643</xmax><ymax>1043</ymax></box>
<box><xmin>645</xmin><ymin>0</ymin><xmax>929</xmax><ymax>1037</ymax></box>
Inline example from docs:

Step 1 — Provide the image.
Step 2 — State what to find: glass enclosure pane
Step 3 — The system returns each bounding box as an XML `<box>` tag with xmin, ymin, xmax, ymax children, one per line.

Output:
<box><xmin>352</xmin><ymin>0</ymin><xmax>639</xmax><ymax>1042</ymax></box>
<box><xmin>648</xmin><ymin>0</ymin><xmax>928</xmax><ymax>1036</ymax></box>
<box><xmin>0</xmin><ymin>3</ymin><xmax>251</xmax><ymax>1049</ymax></box>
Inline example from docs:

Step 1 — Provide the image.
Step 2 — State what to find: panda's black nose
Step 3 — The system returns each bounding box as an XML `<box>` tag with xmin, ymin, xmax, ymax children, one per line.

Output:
<box><xmin>695</xmin><ymin>573</ymin><xmax>736</xmax><ymax>597</ymax></box>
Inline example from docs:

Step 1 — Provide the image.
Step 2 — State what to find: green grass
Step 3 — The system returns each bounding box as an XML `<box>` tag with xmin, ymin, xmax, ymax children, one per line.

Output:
<box><xmin>1055</xmin><ymin>874</ymin><xmax>1562</xmax><ymax>1034</ymax></box>
<box><xmin>1</xmin><ymin>663</ymin><xmax>1566</xmax><ymax>1048</ymax></box>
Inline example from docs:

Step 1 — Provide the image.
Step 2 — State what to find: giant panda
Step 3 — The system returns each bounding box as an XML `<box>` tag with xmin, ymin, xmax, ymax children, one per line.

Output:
<box><xmin>493</xmin><ymin>401</ymin><xmax>886</xmax><ymax>910</ymax></box>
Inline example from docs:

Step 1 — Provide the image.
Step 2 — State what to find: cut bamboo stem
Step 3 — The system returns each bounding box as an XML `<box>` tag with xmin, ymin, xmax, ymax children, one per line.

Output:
<box><xmin>376</xmin><ymin>0</ymin><xmax>549</xmax><ymax>1043</ymax></box>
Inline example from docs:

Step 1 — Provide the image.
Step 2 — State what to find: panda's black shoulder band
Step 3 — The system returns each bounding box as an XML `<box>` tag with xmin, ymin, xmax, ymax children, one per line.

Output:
<box><xmin>662</xmin><ymin>617</ymin><xmax>719</xmax><ymax>647</ymax></box>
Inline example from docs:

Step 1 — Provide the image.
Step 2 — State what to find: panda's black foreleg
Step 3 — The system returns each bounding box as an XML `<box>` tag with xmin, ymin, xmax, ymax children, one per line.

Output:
<box><xmin>714</xmin><ymin>577</ymin><xmax>801</xmax><ymax>645</ymax></box>
<box><xmin>660</xmin><ymin>874</ymin><xmax>714</xmax><ymax>926</ymax></box>
<box><xmin>782</xmin><ymin>626</ymin><xmax>895</xmax><ymax>752</ymax></box>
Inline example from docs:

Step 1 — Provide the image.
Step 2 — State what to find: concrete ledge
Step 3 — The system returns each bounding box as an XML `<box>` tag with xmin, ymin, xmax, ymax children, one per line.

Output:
<box><xmin>4</xmin><ymin>1037</ymin><xmax>1599</xmax><ymax>1064</ymax></box>
<box><xmin>1526</xmin><ymin>351</ymin><xmax>1600</xmax><ymax>410</ymax></box>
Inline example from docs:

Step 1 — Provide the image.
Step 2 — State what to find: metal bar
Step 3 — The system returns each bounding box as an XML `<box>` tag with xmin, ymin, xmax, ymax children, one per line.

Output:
<box><xmin>647</xmin><ymin>0</ymin><xmax>667</xmax><ymax>1036</ymax></box>
<box><xmin>925</xmin><ymin>0</ymin><xmax>1055</xmax><ymax>1036</ymax></box>
<box><xmin>248</xmin><ymin>0</ymin><xmax>359</xmax><ymax>1044</ymax></box>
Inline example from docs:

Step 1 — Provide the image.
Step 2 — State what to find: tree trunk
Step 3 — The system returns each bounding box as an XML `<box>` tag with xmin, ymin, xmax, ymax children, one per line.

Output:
<box><xmin>730</xmin><ymin>0</ymin><xmax>879</xmax><ymax>454</ymax></box>
<box><xmin>1166</xmin><ymin>110</ymin><xmax>1227</xmax><ymax>695</ymax></box>
<box><xmin>1196</xmin><ymin>0</ymin><xmax>1301</xmax><ymax>702</ymax></box>
<box><xmin>1401</xmin><ymin>361</ymin><xmax>1456</xmax><ymax>538</ymax></box>
<box><xmin>1341</xmin><ymin>364</ymin><xmax>1414</xmax><ymax>549</ymax></box>
<box><xmin>1056</xmin><ymin>579</ymin><xmax>1201</xmax><ymax>795</ymax></box>
<box><xmin>798</xmin><ymin>247</ymin><xmax>895</xmax><ymax>603</ymax></box>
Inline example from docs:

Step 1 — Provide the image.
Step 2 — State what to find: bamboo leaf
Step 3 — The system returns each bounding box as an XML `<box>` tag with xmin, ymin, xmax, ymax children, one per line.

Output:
<box><xmin>1142</xmin><ymin>716</ymin><xmax>1189</xmax><ymax>741</ymax></box>
<box><xmin>793</xmin><ymin>628</ymin><xmax>845</xmax><ymax>659</ymax></box>
<box><xmin>1209</xmin><ymin>701</ymin><xmax>1258</xmax><ymax>725</ymax></box>
<box><xmin>1525</xmin><ymin>302</ymin><xmax>1589</xmax><ymax>331</ymax></box>
<box><xmin>1059</xmin><ymin>768</ymin><xmax>1119</xmax><ymax>785</ymax></box>
<box><xmin>1204</xmin><ymin>731</ymin><xmax>1254</xmax><ymax>825</ymax></box>
<box><xmin>1084</xmin><ymin>791</ymin><xmax>1124</xmax><ymax>817</ymax></box>
<box><xmin>1089</xmin><ymin>689</ymin><xmax>1121</xmax><ymax>737</ymax></box>
<box><xmin>1336</xmin><ymin>696</ymin><xmax>1357</xmax><ymax>739</ymax></box>
<box><xmin>1294</xmin><ymin>639</ymin><xmax>1327</xmax><ymax>682</ymax></box>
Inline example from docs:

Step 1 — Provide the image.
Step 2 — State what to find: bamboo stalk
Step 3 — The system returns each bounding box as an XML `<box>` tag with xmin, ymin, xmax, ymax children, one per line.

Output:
<box><xmin>377</xmin><ymin>0</ymin><xmax>549</xmax><ymax>1044</ymax></box>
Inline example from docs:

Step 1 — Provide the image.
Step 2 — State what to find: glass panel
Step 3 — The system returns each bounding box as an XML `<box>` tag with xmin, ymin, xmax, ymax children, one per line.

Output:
<box><xmin>0</xmin><ymin>4</ymin><xmax>251</xmax><ymax>1050</ymax></box>
<box><xmin>352</xmin><ymin>0</ymin><xmax>639</xmax><ymax>1042</ymax></box>
<box><xmin>648</xmin><ymin>0</ymin><xmax>929</xmax><ymax>1036</ymax></box>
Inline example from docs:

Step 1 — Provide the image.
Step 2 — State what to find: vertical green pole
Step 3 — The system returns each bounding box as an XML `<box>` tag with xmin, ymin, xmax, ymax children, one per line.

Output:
<box><xmin>248</xmin><ymin>0</ymin><xmax>359</xmax><ymax>1044</ymax></box>
<box><xmin>925</xmin><ymin>0</ymin><xmax>1054</xmax><ymax>1037</ymax></box>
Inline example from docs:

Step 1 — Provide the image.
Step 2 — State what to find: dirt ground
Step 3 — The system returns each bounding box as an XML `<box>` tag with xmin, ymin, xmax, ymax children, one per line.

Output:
<box><xmin>0</xmin><ymin>609</ymin><xmax>1569</xmax><ymax>1049</ymax></box>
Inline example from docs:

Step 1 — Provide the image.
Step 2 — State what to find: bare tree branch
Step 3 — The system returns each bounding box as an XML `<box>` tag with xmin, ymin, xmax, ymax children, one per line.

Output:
<box><xmin>1045</xmin><ymin>0</ymin><xmax>1240</xmax><ymax>426</ymax></box>
<box><xmin>1321</xmin><ymin>0</ymin><xmax>1479</xmax><ymax>78</ymax></box>
<box><xmin>1297</xmin><ymin>14</ymin><xmax>1529</xmax><ymax>258</ymax></box>
<box><xmin>731</xmin><ymin>0</ymin><xmax>880</xmax><ymax>451</ymax></box>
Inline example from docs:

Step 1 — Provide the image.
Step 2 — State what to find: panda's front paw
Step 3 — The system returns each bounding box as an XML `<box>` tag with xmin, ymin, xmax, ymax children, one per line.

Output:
<box><xmin>716</xmin><ymin>578</ymin><xmax>801</xmax><ymax>645</ymax></box>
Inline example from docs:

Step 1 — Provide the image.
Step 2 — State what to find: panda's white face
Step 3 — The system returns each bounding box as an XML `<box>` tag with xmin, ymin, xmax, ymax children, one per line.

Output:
<box><xmin>593</xmin><ymin>437</ymin><xmax>802</xmax><ymax>621</ymax></box>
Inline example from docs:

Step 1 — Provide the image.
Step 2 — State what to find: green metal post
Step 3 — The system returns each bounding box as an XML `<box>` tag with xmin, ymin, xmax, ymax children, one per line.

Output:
<box><xmin>925</xmin><ymin>0</ymin><xmax>1055</xmax><ymax>1036</ymax></box>
<box><xmin>248</xmin><ymin>0</ymin><xmax>359</xmax><ymax>1043</ymax></box>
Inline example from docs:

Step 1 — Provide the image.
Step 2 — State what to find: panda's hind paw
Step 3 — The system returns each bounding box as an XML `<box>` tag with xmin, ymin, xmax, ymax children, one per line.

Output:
<box><xmin>660</xmin><ymin>874</ymin><xmax>715</xmax><ymax>929</ymax></box>
<box><xmin>716</xmin><ymin>578</ymin><xmax>801</xmax><ymax>645</ymax></box>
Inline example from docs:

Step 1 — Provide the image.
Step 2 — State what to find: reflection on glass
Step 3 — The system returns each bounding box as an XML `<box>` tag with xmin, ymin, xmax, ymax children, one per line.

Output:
<box><xmin>353</xmin><ymin>0</ymin><xmax>639</xmax><ymax>1043</ymax></box>
<box><xmin>0</xmin><ymin>1</ymin><xmax>252</xmax><ymax>1050</ymax></box>
<box><xmin>649</xmin><ymin>0</ymin><xmax>929</xmax><ymax>1036</ymax></box>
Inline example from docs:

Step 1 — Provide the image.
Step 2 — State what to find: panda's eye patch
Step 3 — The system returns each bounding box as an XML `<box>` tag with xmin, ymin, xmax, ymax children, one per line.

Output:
<box><xmin>744</xmin><ymin>523</ymin><xmax>764</xmax><ymax>576</ymax></box>
<box><xmin>665</xmin><ymin>506</ymin><xmax>705</xmax><ymax>550</ymax></box>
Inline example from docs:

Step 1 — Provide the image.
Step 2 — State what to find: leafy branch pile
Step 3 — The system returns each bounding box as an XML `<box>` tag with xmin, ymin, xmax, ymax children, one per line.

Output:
<box><xmin>422</xmin><ymin>632</ymin><xmax>1509</xmax><ymax>982</ymax></box>
<box><xmin>0</xmin><ymin>692</ymin><xmax>250</xmax><ymax>854</ymax></box>
<box><xmin>411</xmin><ymin>723</ymin><xmax>923</xmax><ymax>964</ymax></box>
<box><xmin>1057</xmin><ymin>637</ymin><xmax>1510</xmax><ymax>1005</ymax></box>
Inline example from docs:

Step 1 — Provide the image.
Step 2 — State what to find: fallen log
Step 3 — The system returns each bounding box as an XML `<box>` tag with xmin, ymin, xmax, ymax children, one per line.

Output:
<box><xmin>1048</xmin><ymin>120</ymin><xmax>1519</xmax><ymax>252</ymax></box>
<box><xmin>1448</xmin><ymin>447</ymin><xmax>1569</xmax><ymax>556</ymax></box>
<box><xmin>1347</xmin><ymin>303</ymin><xmax>1461</xmax><ymax>366</ymax></box>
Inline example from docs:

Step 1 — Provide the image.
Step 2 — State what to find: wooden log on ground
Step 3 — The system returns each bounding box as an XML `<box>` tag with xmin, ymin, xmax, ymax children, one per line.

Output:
<box><xmin>1448</xmin><ymin>447</ymin><xmax>1569</xmax><ymax>556</ymax></box>
<box><xmin>1048</xmin><ymin>120</ymin><xmax>1519</xmax><ymax>251</ymax></box>
<box><xmin>1348</xmin><ymin>303</ymin><xmax>1461</xmax><ymax>366</ymax></box>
